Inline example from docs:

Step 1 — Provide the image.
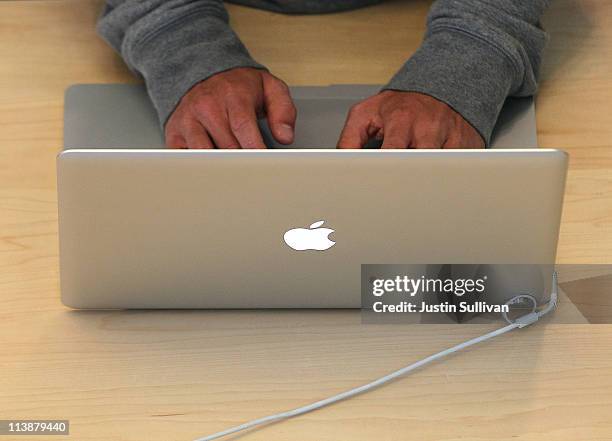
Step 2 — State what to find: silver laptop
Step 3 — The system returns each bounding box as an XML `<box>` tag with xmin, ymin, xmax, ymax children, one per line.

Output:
<box><xmin>57</xmin><ymin>149</ymin><xmax>567</xmax><ymax>309</ymax></box>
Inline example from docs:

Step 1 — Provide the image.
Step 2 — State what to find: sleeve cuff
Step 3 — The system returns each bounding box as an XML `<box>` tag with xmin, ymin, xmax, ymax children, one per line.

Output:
<box><xmin>383</xmin><ymin>29</ymin><xmax>516</xmax><ymax>146</ymax></box>
<box><xmin>127</xmin><ymin>14</ymin><xmax>266</xmax><ymax>127</ymax></box>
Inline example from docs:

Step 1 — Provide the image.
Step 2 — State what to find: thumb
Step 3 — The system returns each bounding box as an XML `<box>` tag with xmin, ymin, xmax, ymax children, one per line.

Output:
<box><xmin>262</xmin><ymin>73</ymin><xmax>297</xmax><ymax>145</ymax></box>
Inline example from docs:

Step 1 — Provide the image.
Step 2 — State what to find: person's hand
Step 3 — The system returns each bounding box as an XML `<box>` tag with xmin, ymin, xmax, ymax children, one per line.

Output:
<box><xmin>337</xmin><ymin>90</ymin><xmax>484</xmax><ymax>149</ymax></box>
<box><xmin>165</xmin><ymin>67</ymin><xmax>296</xmax><ymax>149</ymax></box>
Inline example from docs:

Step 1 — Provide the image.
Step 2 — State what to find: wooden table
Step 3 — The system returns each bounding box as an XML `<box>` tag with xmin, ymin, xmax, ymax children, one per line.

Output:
<box><xmin>1</xmin><ymin>1</ymin><xmax>611</xmax><ymax>440</ymax></box>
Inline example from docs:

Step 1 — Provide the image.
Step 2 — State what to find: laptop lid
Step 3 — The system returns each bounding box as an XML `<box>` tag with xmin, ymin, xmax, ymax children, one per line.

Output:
<box><xmin>57</xmin><ymin>149</ymin><xmax>566</xmax><ymax>309</ymax></box>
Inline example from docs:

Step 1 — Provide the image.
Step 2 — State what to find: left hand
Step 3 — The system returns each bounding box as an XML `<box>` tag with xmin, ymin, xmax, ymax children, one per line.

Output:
<box><xmin>337</xmin><ymin>90</ymin><xmax>485</xmax><ymax>149</ymax></box>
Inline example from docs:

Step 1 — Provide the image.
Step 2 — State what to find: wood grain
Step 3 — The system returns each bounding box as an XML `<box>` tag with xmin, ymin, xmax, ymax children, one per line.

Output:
<box><xmin>1</xmin><ymin>1</ymin><xmax>612</xmax><ymax>440</ymax></box>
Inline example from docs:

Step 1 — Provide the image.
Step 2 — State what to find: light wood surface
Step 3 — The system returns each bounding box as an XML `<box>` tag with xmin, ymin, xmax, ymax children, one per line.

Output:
<box><xmin>1</xmin><ymin>1</ymin><xmax>612</xmax><ymax>440</ymax></box>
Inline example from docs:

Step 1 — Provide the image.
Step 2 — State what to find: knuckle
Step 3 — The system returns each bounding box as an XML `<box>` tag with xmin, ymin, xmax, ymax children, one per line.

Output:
<box><xmin>175</xmin><ymin>112</ymin><xmax>194</xmax><ymax>131</ymax></box>
<box><xmin>419</xmin><ymin>116</ymin><xmax>443</xmax><ymax>134</ymax></box>
<box><xmin>193</xmin><ymin>97</ymin><xmax>215</xmax><ymax>115</ymax></box>
<box><xmin>224</xmin><ymin>89</ymin><xmax>241</xmax><ymax>101</ymax></box>
<box><xmin>229</xmin><ymin>114</ymin><xmax>252</xmax><ymax>133</ymax></box>
<box><xmin>226</xmin><ymin>92</ymin><xmax>254</xmax><ymax>110</ymax></box>
<box><xmin>181</xmin><ymin>118</ymin><xmax>200</xmax><ymax>132</ymax></box>
<box><xmin>348</xmin><ymin>102</ymin><xmax>366</xmax><ymax>118</ymax></box>
<box><xmin>386</xmin><ymin>107</ymin><xmax>410</xmax><ymax>122</ymax></box>
<box><xmin>414</xmin><ymin>105</ymin><xmax>445</xmax><ymax>125</ymax></box>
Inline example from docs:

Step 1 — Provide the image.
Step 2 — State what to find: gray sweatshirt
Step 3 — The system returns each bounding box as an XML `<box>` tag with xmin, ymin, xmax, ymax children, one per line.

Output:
<box><xmin>97</xmin><ymin>0</ymin><xmax>550</xmax><ymax>145</ymax></box>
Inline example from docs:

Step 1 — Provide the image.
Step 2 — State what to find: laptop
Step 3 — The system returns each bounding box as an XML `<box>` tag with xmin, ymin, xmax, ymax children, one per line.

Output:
<box><xmin>57</xmin><ymin>149</ymin><xmax>567</xmax><ymax>308</ymax></box>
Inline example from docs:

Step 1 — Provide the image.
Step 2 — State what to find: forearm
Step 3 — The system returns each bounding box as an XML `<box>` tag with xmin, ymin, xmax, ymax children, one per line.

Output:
<box><xmin>384</xmin><ymin>0</ymin><xmax>551</xmax><ymax>145</ymax></box>
<box><xmin>97</xmin><ymin>0</ymin><xmax>265</xmax><ymax>127</ymax></box>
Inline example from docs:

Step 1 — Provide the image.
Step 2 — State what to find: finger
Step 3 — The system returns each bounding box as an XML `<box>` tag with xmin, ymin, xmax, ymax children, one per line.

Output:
<box><xmin>442</xmin><ymin>133</ymin><xmax>463</xmax><ymax>149</ymax></box>
<box><xmin>443</xmin><ymin>137</ymin><xmax>484</xmax><ymax>149</ymax></box>
<box><xmin>195</xmin><ymin>107</ymin><xmax>240</xmax><ymax>149</ymax></box>
<box><xmin>183</xmin><ymin>120</ymin><xmax>214</xmax><ymax>149</ymax></box>
<box><xmin>443</xmin><ymin>128</ymin><xmax>484</xmax><ymax>149</ymax></box>
<box><xmin>206</xmin><ymin>120</ymin><xmax>241</xmax><ymax>149</ymax></box>
<box><xmin>165</xmin><ymin>126</ymin><xmax>187</xmax><ymax>149</ymax></box>
<box><xmin>227</xmin><ymin>103</ymin><xmax>266</xmax><ymax>149</ymax></box>
<box><xmin>381</xmin><ymin>120</ymin><xmax>412</xmax><ymax>149</ymax></box>
<box><xmin>465</xmin><ymin>130</ymin><xmax>486</xmax><ymax>149</ymax></box>
<box><xmin>411</xmin><ymin>122</ymin><xmax>446</xmax><ymax>149</ymax></box>
<box><xmin>263</xmin><ymin>75</ymin><xmax>296</xmax><ymax>144</ymax></box>
<box><xmin>337</xmin><ymin>107</ymin><xmax>371</xmax><ymax>149</ymax></box>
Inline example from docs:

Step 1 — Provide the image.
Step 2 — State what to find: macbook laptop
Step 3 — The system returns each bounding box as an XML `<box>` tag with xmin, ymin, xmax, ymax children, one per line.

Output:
<box><xmin>57</xmin><ymin>149</ymin><xmax>567</xmax><ymax>308</ymax></box>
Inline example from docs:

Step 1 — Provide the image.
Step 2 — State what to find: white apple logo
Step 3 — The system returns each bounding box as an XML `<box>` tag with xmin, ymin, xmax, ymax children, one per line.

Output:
<box><xmin>283</xmin><ymin>220</ymin><xmax>336</xmax><ymax>251</ymax></box>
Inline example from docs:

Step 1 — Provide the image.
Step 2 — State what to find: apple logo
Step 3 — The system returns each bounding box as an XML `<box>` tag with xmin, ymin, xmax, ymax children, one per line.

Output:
<box><xmin>283</xmin><ymin>220</ymin><xmax>336</xmax><ymax>251</ymax></box>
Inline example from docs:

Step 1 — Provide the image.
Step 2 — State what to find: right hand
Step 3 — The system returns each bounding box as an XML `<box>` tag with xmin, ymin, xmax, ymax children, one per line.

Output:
<box><xmin>165</xmin><ymin>67</ymin><xmax>297</xmax><ymax>149</ymax></box>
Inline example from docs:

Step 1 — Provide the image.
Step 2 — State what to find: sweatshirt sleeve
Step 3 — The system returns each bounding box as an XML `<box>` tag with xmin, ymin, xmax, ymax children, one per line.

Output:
<box><xmin>97</xmin><ymin>0</ymin><xmax>266</xmax><ymax>128</ymax></box>
<box><xmin>383</xmin><ymin>0</ymin><xmax>551</xmax><ymax>145</ymax></box>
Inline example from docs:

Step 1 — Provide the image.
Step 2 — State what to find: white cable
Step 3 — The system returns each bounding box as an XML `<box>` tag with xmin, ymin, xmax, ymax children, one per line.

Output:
<box><xmin>193</xmin><ymin>272</ymin><xmax>559</xmax><ymax>441</ymax></box>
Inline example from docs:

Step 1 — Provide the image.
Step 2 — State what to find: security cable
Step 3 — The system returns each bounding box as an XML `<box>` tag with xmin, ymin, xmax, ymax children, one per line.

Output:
<box><xmin>193</xmin><ymin>272</ymin><xmax>559</xmax><ymax>441</ymax></box>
